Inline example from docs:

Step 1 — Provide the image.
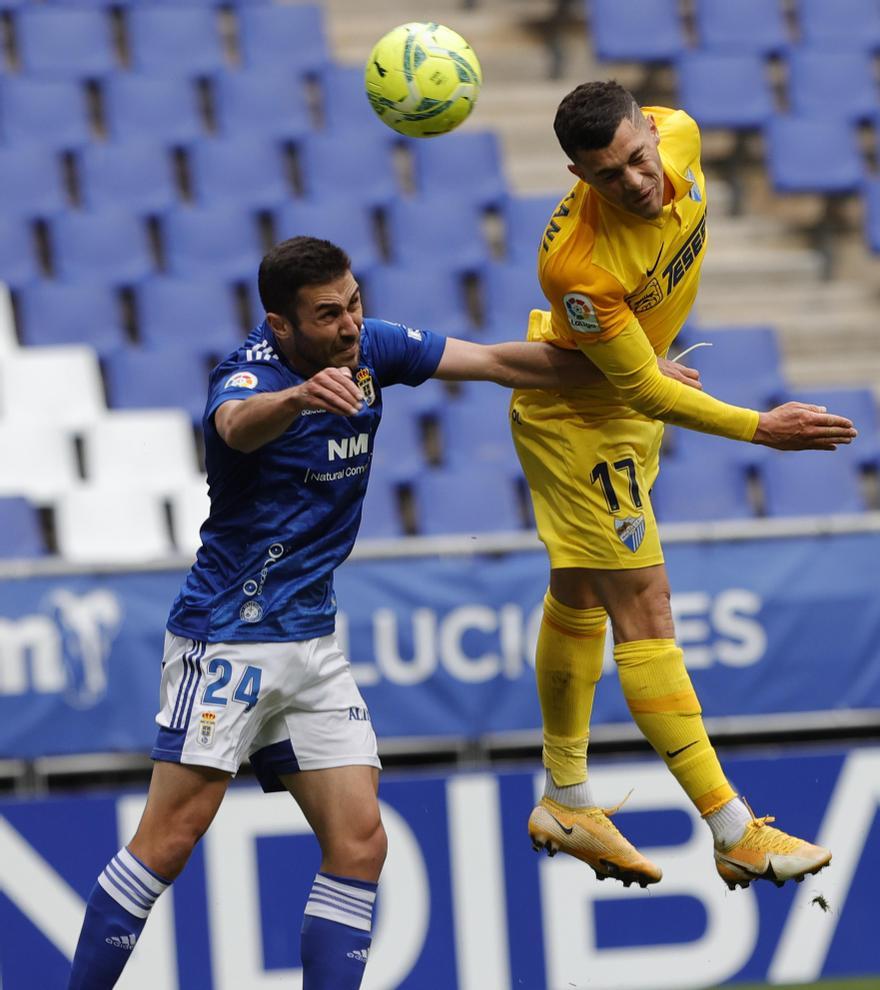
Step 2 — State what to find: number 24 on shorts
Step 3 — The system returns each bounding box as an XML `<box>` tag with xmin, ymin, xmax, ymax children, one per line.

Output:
<box><xmin>202</xmin><ymin>658</ymin><xmax>262</xmax><ymax>712</ymax></box>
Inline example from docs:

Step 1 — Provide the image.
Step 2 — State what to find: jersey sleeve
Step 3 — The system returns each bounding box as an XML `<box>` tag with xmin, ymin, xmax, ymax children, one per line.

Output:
<box><xmin>541</xmin><ymin>258</ymin><xmax>635</xmax><ymax>345</ymax></box>
<box><xmin>204</xmin><ymin>360</ymin><xmax>290</xmax><ymax>422</ymax></box>
<box><xmin>365</xmin><ymin>319</ymin><xmax>447</xmax><ymax>387</ymax></box>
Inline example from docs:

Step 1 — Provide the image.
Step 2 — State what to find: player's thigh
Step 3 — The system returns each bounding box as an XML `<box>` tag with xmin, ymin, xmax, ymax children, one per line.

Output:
<box><xmin>282</xmin><ymin>764</ymin><xmax>382</xmax><ymax>849</ymax></box>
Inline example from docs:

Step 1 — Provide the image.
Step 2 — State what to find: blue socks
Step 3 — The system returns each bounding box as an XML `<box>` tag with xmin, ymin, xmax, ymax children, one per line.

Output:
<box><xmin>68</xmin><ymin>847</ymin><xmax>170</xmax><ymax>990</ymax></box>
<box><xmin>301</xmin><ymin>873</ymin><xmax>378</xmax><ymax>989</ymax></box>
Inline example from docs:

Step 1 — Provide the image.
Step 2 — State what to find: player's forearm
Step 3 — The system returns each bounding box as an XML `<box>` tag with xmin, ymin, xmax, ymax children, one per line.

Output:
<box><xmin>486</xmin><ymin>341</ymin><xmax>604</xmax><ymax>388</ymax></box>
<box><xmin>216</xmin><ymin>390</ymin><xmax>306</xmax><ymax>453</ymax></box>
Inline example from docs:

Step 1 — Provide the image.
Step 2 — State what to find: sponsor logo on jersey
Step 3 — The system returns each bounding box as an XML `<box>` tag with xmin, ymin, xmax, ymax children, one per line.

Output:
<box><xmin>563</xmin><ymin>293</ymin><xmax>601</xmax><ymax>334</ymax></box>
<box><xmin>198</xmin><ymin>711</ymin><xmax>216</xmax><ymax>747</ymax></box>
<box><xmin>685</xmin><ymin>166</ymin><xmax>702</xmax><ymax>202</ymax></box>
<box><xmin>625</xmin><ymin>277</ymin><xmax>663</xmax><ymax>314</ymax></box>
<box><xmin>615</xmin><ymin>514</ymin><xmax>646</xmax><ymax>553</ymax></box>
<box><xmin>224</xmin><ymin>371</ymin><xmax>258</xmax><ymax>390</ymax></box>
<box><xmin>661</xmin><ymin>211</ymin><xmax>706</xmax><ymax>297</ymax></box>
<box><xmin>328</xmin><ymin>433</ymin><xmax>370</xmax><ymax>461</ymax></box>
<box><xmin>356</xmin><ymin>367</ymin><xmax>376</xmax><ymax>406</ymax></box>
<box><xmin>348</xmin><ymin>706</ymin><xmax>371</xmax><ymax>722</ymax></box>
<box><xmin>240</xmin><ymin>601</ymin><xmax>263</xmax><ymax>623</ymax></box>
<box><xmin>105</xmin><ymin>934</ymin><xmax>137</xmax><ymax>950</ymax></box>
<box><xmin>541</xmin><ymin>193</ymin><xmax>574</xmax><ymax>252</ymax></box>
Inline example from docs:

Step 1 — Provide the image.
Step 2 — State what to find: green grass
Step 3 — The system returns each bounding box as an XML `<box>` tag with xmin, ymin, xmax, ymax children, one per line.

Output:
<box><xmin>707</xmin><ymin>981</ymin><xmax>879</xmax><ymax>990</ymax></box>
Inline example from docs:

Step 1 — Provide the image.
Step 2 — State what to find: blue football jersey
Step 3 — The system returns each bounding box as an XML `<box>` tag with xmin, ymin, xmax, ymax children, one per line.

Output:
<box><xmin>167</xmin><ymin>318</ymin><xmax>445</xmax><ymax>643</ymax></box>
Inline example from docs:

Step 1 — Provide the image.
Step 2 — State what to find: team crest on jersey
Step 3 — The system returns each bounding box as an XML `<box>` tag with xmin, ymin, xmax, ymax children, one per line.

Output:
<box><xmin>355</xmin><ymin>367</ymin><xmax>376</xmax><ymax>406</ymax></box>
<box><xmin>615</xmin><ymin>514</ymin><xmax>646</xmax><ymax>553</ymax></box>
<box><xmin>197</xmin><ymin>711</ymin><xmax>216</xmax><ymax>747</ymax></box>
<box><xmin>685</xmin><ymin>167</ymin><xmax>702</xmax><ymax>202</ymax></box>
<box><xmin>563</xmin><ymin>293</ymin><xmax>601</xmax><ymax>333</ymax></box>
<box><xmin>225</xmin><ymin>371</ymin><xmax>258</xmax><ymax>390</ymax></box>
<box><xmin>240</xmin><ymin>600</ymin><xmax>263</xmax><ymax>623</ymax></box>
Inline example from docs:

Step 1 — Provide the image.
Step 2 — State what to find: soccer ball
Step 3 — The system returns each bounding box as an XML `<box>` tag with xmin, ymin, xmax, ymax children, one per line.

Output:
<box><xmin>364</xmin><ymin>22</ymin><xmax>482</xmax><ymax>138</ymax></box>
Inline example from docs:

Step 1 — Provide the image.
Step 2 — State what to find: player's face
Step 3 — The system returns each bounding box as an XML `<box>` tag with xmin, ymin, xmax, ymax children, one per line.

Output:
<box><xmin>270</xmin><ymin>271</ymin><xmax>364</xmax><ymax>376</ymax></box>
<box><xmin>568</xmin><ymin>113</ymin><xmax>666</xmax><ymax>219</ymax></box>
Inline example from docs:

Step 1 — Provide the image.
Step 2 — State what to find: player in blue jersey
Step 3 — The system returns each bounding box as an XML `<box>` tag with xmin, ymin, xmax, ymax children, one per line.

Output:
<box><xmin>71</xmin><ymin>235</ymin><xmax>695</xmax><ymax>989</ymax></box>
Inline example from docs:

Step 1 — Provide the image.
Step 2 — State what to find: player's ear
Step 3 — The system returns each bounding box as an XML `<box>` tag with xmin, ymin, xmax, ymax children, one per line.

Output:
<box><xmin>567</xmin><ymin>162</ymin><xmax>585</xmax><ymax>181</ymax></box>
<box><xmin>646</xmin><ymin>114</ymin><xmax>660</xmax><ymax>144</ymax></box>
<box><xmin>266</xmin><ymin>312</ymin><xmax>291</xmax><ymax>339</ymax></box>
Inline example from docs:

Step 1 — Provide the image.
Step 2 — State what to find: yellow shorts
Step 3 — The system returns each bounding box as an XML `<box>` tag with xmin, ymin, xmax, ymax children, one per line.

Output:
<box><xmin>510</xmin><ymin>388</ymin><xmax>665</xmax><ymax>570</ymax></box>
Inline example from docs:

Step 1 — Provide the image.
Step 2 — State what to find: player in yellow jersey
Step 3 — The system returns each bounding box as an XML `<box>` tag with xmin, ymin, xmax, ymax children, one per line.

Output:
<box><xmin>511</xmin><ymin>82</ymin><xmax>856</xmax><ymax>889</ymax></box>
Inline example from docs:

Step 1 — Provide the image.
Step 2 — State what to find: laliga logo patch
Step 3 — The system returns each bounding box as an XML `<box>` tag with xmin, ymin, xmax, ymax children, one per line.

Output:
<box><xmin>356</xmin><ymin>367</ymin><xmax>376</xmax><ymax>406</ymax></box>
<box><xmin>197</xmin><ymin>711</ymin><xmax>216</xmax><ymax>747</ymax></box>
<box><xmin>615</xmin><ymin>514</ymin><xmax>646</xmax><ymax>553</ymax></box>
<box><xmin>225</xmin><ymin>371</ymin><xmax>258</xmax><ymax>390</ymax></box>
<box><xmin>563</xmin><ymin>293</ymin><xmax>600</xmax><ymax>333</ymax></box>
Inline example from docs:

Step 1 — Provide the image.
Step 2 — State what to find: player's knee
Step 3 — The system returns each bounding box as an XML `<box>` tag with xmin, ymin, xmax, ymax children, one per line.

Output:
<box><xmin>325</xmin><ymin>816</ymin><xmax>387</xmax><ymax>880</ymax></box>
<box><xmin>148</xmin><ymin>812</ymin><xmax>212</xmax><ymax>879</ymax></box>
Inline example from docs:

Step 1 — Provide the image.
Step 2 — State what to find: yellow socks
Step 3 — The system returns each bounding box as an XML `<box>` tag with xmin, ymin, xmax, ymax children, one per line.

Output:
<box><xmin>537</xmin><ymin>591</ymin><xmax>607</xmax><ymax>788</ymax></box>
<box><xmin>614</xmin><ymin>638</ymin><xmax>735</xmax><ymax>816</ymax></box>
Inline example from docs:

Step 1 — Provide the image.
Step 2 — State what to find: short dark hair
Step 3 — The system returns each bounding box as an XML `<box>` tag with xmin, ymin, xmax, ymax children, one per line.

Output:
<box><xmin>258</xmin><ymin>236</ymin><xmax>352</xmax><ymax>322</ymax></box>
<box><xmin>553</xmin><ymin>81</ymin><xmax>640</xmax><ymax>160</ymax></box>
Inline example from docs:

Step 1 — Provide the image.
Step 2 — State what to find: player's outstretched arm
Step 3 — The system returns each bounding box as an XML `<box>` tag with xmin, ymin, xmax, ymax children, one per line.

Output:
<box><xmin>215</xmin><ymin>368</ymin><xmax>363</xmax><ymax>453</ymax></box>
<box><xmin>752</xmin><ymin>402</ymin><xmax>857</xmax><ymax>451</ymax></box>
<box><xmin>432</xmin><ymin>336</ymin><xmax>605</xmax><ymax>387</ymax></box>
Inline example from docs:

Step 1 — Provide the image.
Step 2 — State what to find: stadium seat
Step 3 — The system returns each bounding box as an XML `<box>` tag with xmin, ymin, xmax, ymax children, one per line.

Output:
<box><xmin>162</xmin><ymin>205</ymin><xmax>264</xmax><ymax>281</ymax></box>
<box><xmin>787</xmin><ymin>49</ymin><xmax>879</xmax><ymax>125</ymax></box>
<box><xmin>15</xmin><ymin>7</ymin><xmax>117</xmax><ymax>79</ymax></box>
<box><xmin>126</xmin><ymin>7</ymin><xmax>227</xmax><ymax>76</ymax></box>
<box><xmin>764</xmin><ymin>115</ymin><xmax>864</xmax><ymax>195</ymax></box>
<box><xmin>479</xmin><ymin>260</ymin><xmax>555</xmax><ymax>340</ymax></box>
<box><xmin>0</xmin><ymin>145</ymin><xmax>68</xmax><ymax>220</ymax></box>
<box><xmin>362</xmin><ymin>266</ymin><xmax>471</xmax><ymax>339</ymax></box>
<box><xmin>380</xmin><ymin>375</ymin><xmax>447</xmax><ymax>427</ymax></box>
<box><xmin>187</xmin><ymin>136</ymin><xmax>292</xmax><ymax>210</ymax></box>
<box><xmin>103</xmin><ymin>348</ymin><xmax>210</xmax><ymax>424</ymax></box>
<box><xmin>0</xmin><ymin>345</ymin><xmax>105</xmax><ymax>430</ymax></box>
<box><xmin>0</xmin><ymin>215</ymin><xmax>40</xmax><ymax>288</ymax></box>
<box><xmin>411</xmin><ymin>466</ymin><xmax>523</xmax><ymax>535</ymax></box>
<box><xmin>82</xmin><ymin>409</ymin><xmax>201</xmax><ymax>494</ymax></box>
<box><xmin>588</xmin><ymin>0</ymin><xmax>686</xmax><ymax>63</ymax></box>
<box><xmin>410</xmin><ymin>131</ymin><xmax>507</xmax><ymax>209</ymax></box>
<box><xmin>357</xmin><ymin>473</ymin><xmax>405</xmax><ymax>540</ymax></box>
<box><xmin>48</xmin><ymin>209</ymin><xmax>156</xmax><ymax>285</ymax></box>
<box><xmin>694</xmin><ymin>0</ymin><xmax>789</xmax><ymax>56</ymax></box>
<box><xmin>55</xmin><ymin>487</ymin><xmax>174</xmax><ymax>563</ymax></box>
<box><xmin>0</xmin><ymin>77</ymin><xmax>92</xmax><ymax>150</ymax></box>
<box><xmin>237</xmin><ymin>5</ymin><xmax>329</xmax><ymax>76</ymax></box>
<box><xmin>298</xmin><ymin>132</ymin><xmax>399</xmax><ymax>209</ymax></box>
<box><xmin>75</xmin><ymin>141</ymin><xmax>178</xmax><ymax>214</ymax></box>
<box><xmin>273</xmin><ymin>200</ymin><xmax>381</xmax><ymax>275</ymax></box>
<box><xmin>168</xmin><ymin>479</ymin><xmax>210</xmax><ymax>559</ymax></box>
<box><xmin>318</xmin><ymin>64</ymin><xmax>389</xmax><ymax>137</ymax></box>
<box><xmin>676</xmin><ymin>52</ymin><xmax>775</xmax><ymax>130</ymax></box>
<box><xmin>760</xmin><ymin>454</ymin><xmax>865</xmax><ymax>517</ymax></box>
<box><xmin>211</xmin><ymin>67</ymin><xmax>312</xmax><ymax>143</ymax></box>
<box><xmin>502</xmin><ymin>193</ymin><xmax>565</xmax><ymax>262</ymax></box>
<box><xmin>370</xmin><ymin>394</ymin><xmax>428</xmax><ymax>479</ymax></box>
<box><xmin>135</xmin><ymin>276</ymin><xmax>244</xmax><ymax>356</ymax></box>
<box><xmin>102</xmin><ymin>74</ymin><xmax>206</xmax><ymax>145</ymax></box>
<box><xmin>652</xmin><ymin>458</ymin><xmax>754</xmax><ymax>522</ymax></box>
<box><xmin>0</xmin><ymin>497</ymin><xmax>46</xmax><ymax>558</ymax></box>
<box><xmin>798</xmin><ymin>0</ymin><xmax>880</xmax><ymax>52</ymax></box>
<box><xmin>385</xmin><ymin>197</ymin><xmax>490</xmax><ymax>274</ymax></box>
<box><xmin>16</xmin><ymin>281</ymin><xmax>127</xmax><ymax>355</ymax></box>
<box><xmin>438</xmin><ymin>389</ymin><xmax>519</xmax><ymax>472</ymax></box>
<box><xmin>785</xmin><ymin>387</ymin><xmax>879</xmax><ymax>466</ymax></box>
<box><xmin>0</xmin><ymin>424</ymin><xmax>80</xmax><ymax>503</ymax></box>
<box><xmin>666</xmin><ymin>425</ymin><xmax>766</xmax><ymax>470</ymax></box>
<box><xmin>865</xmin><ymin>177</ymin><xmax>880</xmax><ymax>253</ymax></box>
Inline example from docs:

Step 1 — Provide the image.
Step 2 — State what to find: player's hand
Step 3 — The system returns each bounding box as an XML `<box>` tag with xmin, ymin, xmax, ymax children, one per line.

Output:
<box><xmin>298</xmin><ymin>367</ymin><xmax>363</xmax><ymax>416</ymax></box>
<box><xmin>658</xmin><ymin>357</ymin><xmax>702</xmax><ymax>390</ymax></box>
<box><xmin>752</xmin><ymin>402</ymin><xmax>857</xmax><ymax>450</ymax></box>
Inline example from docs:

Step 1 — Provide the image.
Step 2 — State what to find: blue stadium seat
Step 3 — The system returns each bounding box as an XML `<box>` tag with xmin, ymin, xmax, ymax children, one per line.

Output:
<box><xmin>357</xmin><ymin>473</ymin><xmax>405</xmax><ymax>539</ymax></box>
<box><xmin>0</xmin><ymin>0</ymin><xmax>28</xmax><ymax>8</ymax></box>
<box><xmin>237</xmin><ymin>5</ymin><xmax>328</xmax><ymax>75</ymax></box>
<box><xmin>385</xmin><ymin>196</ymin><xmax>490</xmax><ymax>274</ymax></box>
<box><xmin>76</xmin><ymin>140</ymin><xmax>178</xmax><ymax>214</ymax></box>
<box><xmin>865</xmin><ymin>177</ymin><xmax>880</xmax><ymax>253</ymax></box>
<box><xmin>16</xmin><ymin>281</ymin><xmax>127</xmax><ymax>355</ymax></box>
<box><xmin>15</xmin><ymin>7</ymin><xmax>117</xmax><ymax>79</ymax></box>
<box><xmin>127</xmin><ymin>7</ymin><xmax>226</xmax><ymax>77</ymax></box>
<box><xmin>273</xmin><ymin>200</ymin><xmax>381</xmax><ymax>275</ymax></box>
<box><xmin>162</xmin><ymin>205</ymin><xmax>263</xmax><ymax>281</ymax></box>
<box><xmin>211</xmin><ymin>68</ymin><xmax>312</xmax><ymax>142</ymax></box>
<box><xmin>694</xmin><ymin>0</ymin><xmax>789</xmax><ymax>56</ymax></box>
<box><xmin>666</xmin><ymin>425</ymin><xmax>766</xmax><ymax>470</ymax></box>
<box><xmin>798</xmin><ymin>0</ymin><xmax>880</xmax><ymax>52</ymax></box>
<box><xmin>589</xmin><ymin>0</ymin><xmax>686</xmax><ymax>62</ymax></box>
<box><xmin>49</xmin><ymin>209</ymin><xmax>155</xmax><ymax>284</ymax></box>
<box><xmin>764</xmin><ymin>115</ymin><xmax>864</xmax><ymax>194</ymax></box>
<box><xmin>135</xmin><ymin>276</ymin><xmax>243</xmax><ymax>356</ymax></box>
<box><xmin>372</xmin><ymin>390</ymin><xmax>431</xmax><ymax>476</ymax></box>
<box><xmin>438</xmin><ymin>390</ymin><xmax>519</xmax><ymax>472</ymax></box>
<box><xmin>479</xmin><ymin>261</ymin><xmax>546</xmax><ymax>340</ymax></box>
<box><xmin>318</xmin><ymin>64</ymin><xmax>389</xmax><ymax>138</ymax></box>
<box><xmin>44</xmin><ymin>0</ymin><xmax>130</xmax><ymax>6</ymax></box>
<box><xmin>760</xmin><ymin>454</ymin><xmax>865</xmax><ymax>517</ymax></box>
<box><xmin>410</xmin><ymin>131</ymin><xmax>507</xmax><ymax>209</ymax></box>
<box><xmin>298</xmin><ymin>132</ymin><xmax>399</xmax><ymax>208</ymax></box>
<box><xmin>785</xmin><ymin>387</ymin><xmax>879</xmax><ymax>466</ymax></box>
<box><xmin>103</xmin><ymin>74</ymin><xmax>205</xmax><ymax>145</ymax></box>
<box><xmin>0</xmin><ymin>215</ymin><xmax>40</xmax><ymax>288</ymax></box>
<box><xmin>363</xmin><ymin>266</ymin><xmax>471</xmax><ymax>339</ymax></box>
<box><xmin>412</xmin><ymin>466</ymin><xmax>523</xmax><ymax>535</ymax></box>
<box><xmin>502</xmin><ymin>193</ymin><xmax>566</xmax><ymax>262</ymax></box>
<box><xmin>380</xmin><ymin>375</ymin><xmax>447</xmax><ymax>423</ymax></box>
<box><xmin>187</xmin><ymin>137</ymin><xmax>292</xmax><ymax>210</ymax></box>
<box><xmin>103</xmin><ymin>347</ymin><xmax>208</xmax><ymax>423</ymax></box>
<box><xmin>787</xmin><ymin>49</ymin><xmax>879</xmax><ymax>124</ymax></box>
<box><xmin>0</xmin><ymin>78</ymin><xmax>91</xmax><ymax>150</ymax></box>
<box><xmin>652</xmin><ymin>458</ymin><xmax>754</xmax><ymax>522</ymax></box>
<box><xmin>0</xmin><ymin>497</ymin><xmax>46</xmax><ymax>558</ymax></box>
<box><xmin>676</xmin><ymin>52</ymin><xmax>775</xmax><ymax>130</ymax></box>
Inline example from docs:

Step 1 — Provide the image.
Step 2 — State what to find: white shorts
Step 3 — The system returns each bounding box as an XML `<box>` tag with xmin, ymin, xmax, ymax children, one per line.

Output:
<box><xmin>151</xmin><ymin>632</ymin><xmax>380</xmax><ymax>792</ymax></box>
